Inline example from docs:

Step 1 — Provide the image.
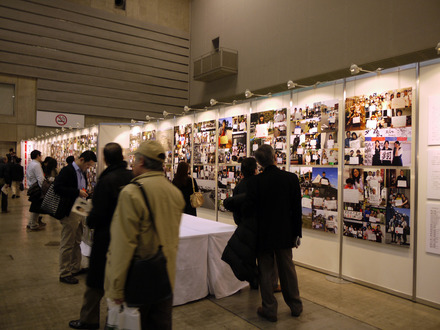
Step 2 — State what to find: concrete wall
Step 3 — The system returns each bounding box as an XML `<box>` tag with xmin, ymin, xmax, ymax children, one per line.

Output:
<box><xmin>189</xmin><ymin>0</ymin><xmax>440</xmax><ymax>106</ymax></box>
<box><xmin>66</xmin><ymin>0</ymin><xmax>190</xmax><ymax>32</ymax></box>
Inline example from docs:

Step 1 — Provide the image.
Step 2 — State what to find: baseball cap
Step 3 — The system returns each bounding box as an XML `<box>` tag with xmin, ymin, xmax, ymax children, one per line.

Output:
<box><xmin>132</xmin><ymin>140</ymin><xmax>165</xmax><ymax>162</ymax></box>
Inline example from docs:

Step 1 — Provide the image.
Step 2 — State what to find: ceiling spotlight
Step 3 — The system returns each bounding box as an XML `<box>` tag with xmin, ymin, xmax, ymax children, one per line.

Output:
<box><xmin>145</xmin><ymin>115</ymin><xmax>151</xmax><ymax>121</ymax></box>
<box><xmin>184</xmin><ymin>106</ymin><xmax>190</xmax><ymax>112</ymax></box>
<box><xmin>350</xmin><ymin>64</ymin><xmax>382</xmax><ymax>75</ymax></box>
<box><xmin>245</xmin><ymin>89</ymin><xmax>272</xmax><ymax>99</ymax></box>
<box><xmin>287</xmin><ymin>80</ymin><xmax>310</xmax><ymax>89</ymax></box>
<box><xmin>163</xmin><ymin>111</ymin><xmax>170</xmax><ymax>117</ymax></box>
<box><xmin>61</xmin><ymin>127</ymin><xmax>65</xmax><ymax>132</ymax></box>
<box><xmin>436</xmin><ymin>42</ymin><xmax>440</xmax><ymax>55</ymax></box>
<box><xmin>130</xmin><ymin>119</ymin><xmax>136</xmax><ymax>124</ymax></box>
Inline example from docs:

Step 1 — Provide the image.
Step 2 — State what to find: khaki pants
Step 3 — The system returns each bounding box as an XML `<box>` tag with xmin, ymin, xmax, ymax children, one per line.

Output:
<box><xmin>59</xmin><ymin>212</ymin><xmax>84</xmax><ymax>278</ymax></box>
<box><xmin>11</xmin><ymin>181</ymin><xmax>21</xmax><ymax>197</ymax></box>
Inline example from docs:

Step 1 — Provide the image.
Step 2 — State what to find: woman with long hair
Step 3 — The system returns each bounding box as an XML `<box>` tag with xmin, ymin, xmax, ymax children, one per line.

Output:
<box><xmin>172</xmin><ymin>162</ymin><xmax>199</xmax><ymax>216</ymax></box>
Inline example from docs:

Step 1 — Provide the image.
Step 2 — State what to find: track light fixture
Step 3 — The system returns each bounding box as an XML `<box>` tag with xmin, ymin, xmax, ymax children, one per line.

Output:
<box><xmin>184</xmin><ymin>105</ymin><xmax>207</xmax><ymax>112</ymax></box>
<box><xmin>163</xmin><ymin>111</ymin><xmax>170</xmax><ymax>118</ymax></box>
<box><xmin>287</xmin><ymin>80</ymin><xmax>310</xmax><ymax>89</ymax></box>
<box><xmin>244</xmin><ymin>89</ymin><xmax>271</xmax><ymax>99</ymax></box>
<box><xmin>436</xmin><ymin>42</ymin><xmax>440</xmax><ymax>55</ymax></box>
<box><xmin>130</xmin><ymin>119</ymin><xmax>136</xmax><ymax>124</ymax></box>
<box><xmin>349</xmin><ymin>64</ymin><xmax>383</xmax><ymax>75</ymax></box>
<box><xmin>210</xmin><ymin>99</ymin><xmax>236</xmax><ymax>107</ymax></box>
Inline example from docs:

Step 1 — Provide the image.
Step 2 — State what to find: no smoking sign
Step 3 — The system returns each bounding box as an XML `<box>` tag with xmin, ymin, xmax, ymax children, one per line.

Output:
<box><xmin>55</xmin><ymin>114</ymin><xmax>68</xmax><ymax>126</ymax></box>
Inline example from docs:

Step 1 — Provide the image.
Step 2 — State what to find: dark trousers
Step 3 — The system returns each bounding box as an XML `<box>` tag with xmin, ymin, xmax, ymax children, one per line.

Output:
<box><xmin>257</xmin><ymin>248</ymin><xmax>302</xmax><ymax>318</ymax></box>
<box><xmin>1</xmin><ymin>187</ymin><xmax>7</xmax><ymax>212</ymax></box>
<box><xmin>79</xmin><ymin>286</ymin><xmax>104</xmax><ymax>324</ymax></box>
<box><xmin>139</xmin><ymin>295</ymin><xmax>173</xmax><ymax>330</ymax></box>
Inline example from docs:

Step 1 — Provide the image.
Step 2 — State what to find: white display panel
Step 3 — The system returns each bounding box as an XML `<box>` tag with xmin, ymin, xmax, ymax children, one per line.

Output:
<box><xmin>342</xmin><ymin>67</ymin><xmax>416</xmax><ymax>296</ymax></box>
<box><xmin>417</xmin><ymin>59</ymin><xmax>440</xmax><ymax>306</ymax></box>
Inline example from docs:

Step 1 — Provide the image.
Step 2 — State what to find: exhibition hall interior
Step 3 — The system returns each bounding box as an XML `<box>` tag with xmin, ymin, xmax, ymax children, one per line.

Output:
<box><xmin>1</xmin><ymin>0</ymin><xmax>440</xmax><ymax>329</ymax></box>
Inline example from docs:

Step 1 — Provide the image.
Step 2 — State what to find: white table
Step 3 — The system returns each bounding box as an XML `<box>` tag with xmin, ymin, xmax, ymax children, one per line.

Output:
<box><xmin>173</xmin><ymin>214</ymin><xmax>248</xmax><ymax>305</ymax></box>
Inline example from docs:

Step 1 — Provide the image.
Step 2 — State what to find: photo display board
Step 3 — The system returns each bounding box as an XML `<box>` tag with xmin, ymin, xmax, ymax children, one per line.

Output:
<box><xmin>344</xmin><ymin>88</ymin><xmax>412</xmax><ymax>166</ymax></box>
<box><xmin>174</xmin><ymin>124</ymin><xmax>192</xmax><ymax>165</ymax></box>
<box><xmin>218</xmin><ymin>164</ymin><xmax>241</xmax><ymax>212</ymax></box>
<box><xmin>291</xmin><ymin>166</ymin><xmax>339</xmax><ymax>234</ymax></box>
<box><xmin>343</xmin><ymin>167</ymin><xmax>411</xmax><ymax>246</ymax></box>
<box><xmin>290</xmin><ymin>100</ymin><xmax>339</xmax><ymax>165</ymax></box>
<box><xmin>250</xmin><ymin>108</ymin><xmax>288</xmax><ymax>164</ymax></box>
<box><xmin>218</xmin><ymin>114</ymin><xmax>247</xmax><ymax>163</ymax></box>
<box><xmin>343</xmin><ymin>87</ymin><xmax>412</xmax><ymax>247</ymax></box>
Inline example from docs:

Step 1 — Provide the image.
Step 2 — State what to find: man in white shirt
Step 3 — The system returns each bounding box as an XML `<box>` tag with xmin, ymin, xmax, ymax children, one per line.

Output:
<box><xmin>26</xmin><ymin>150</ymin><xmax>45</xmax><ymax>231</ymax></box>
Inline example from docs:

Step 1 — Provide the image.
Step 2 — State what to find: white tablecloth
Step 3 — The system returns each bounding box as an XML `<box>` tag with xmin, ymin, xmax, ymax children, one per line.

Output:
<box><xmin>176</xmin><ymin>214</ymin><xmax>248</xmax><ymax>304</ymax></box>
<box><xmin>81</xmin><ymin>214</ymin><xmax>248</xmax><ymax>306</ymax></box>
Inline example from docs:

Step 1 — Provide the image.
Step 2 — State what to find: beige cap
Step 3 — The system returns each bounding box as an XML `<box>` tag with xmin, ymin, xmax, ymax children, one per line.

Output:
<box><xmin>132</xmin><ymin>140</ymin><xmax>165</xmax><ymax>162</ymax></box>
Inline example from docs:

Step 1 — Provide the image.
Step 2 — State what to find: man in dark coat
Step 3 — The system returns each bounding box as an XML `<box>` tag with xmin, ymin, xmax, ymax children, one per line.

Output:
<box><xmin>54</xmin><ymin>150</ymin><xmax>97</xmax><ymax>285</ymax></box>
<box><xmin>69</xmin><ymin>143</ymin><xmax>133</xmax><ymax>330</ymax></box>
<box><xmin>245</xmin><ymin>145</ymin><xmax>303</xmax><ymax>322</ymax></box>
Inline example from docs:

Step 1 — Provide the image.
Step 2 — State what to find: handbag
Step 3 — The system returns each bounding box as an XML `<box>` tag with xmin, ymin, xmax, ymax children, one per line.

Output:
<box><xmin>190</xmin><ymin>177</ymin><xmax>204</xmax><ymax>208</ymax></box>
<box><xmin>40</xmin><ymin>184</ymin><xmax>65</xmax><ymax>220</ymax></box>
<box><xmin>124</xmin><ymin>182</ymin><xmax>172</xmax><ymax>307</ymax></box>
<box><xmin>27</xmin><ymin>182</ymin><xmax>42</xmax><ymax>202</ymax></box>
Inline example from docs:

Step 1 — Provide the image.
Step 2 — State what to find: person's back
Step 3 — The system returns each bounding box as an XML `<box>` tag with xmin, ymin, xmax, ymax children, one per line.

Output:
<box><xmin>172</xmin><ymin>162</ymin><xmax>198</xmax><ymax>216</ymax></box>
<box><xmin>247</xmin><ymin>165</ymin><xmax>302</xmax><ymax>251</ymax></box>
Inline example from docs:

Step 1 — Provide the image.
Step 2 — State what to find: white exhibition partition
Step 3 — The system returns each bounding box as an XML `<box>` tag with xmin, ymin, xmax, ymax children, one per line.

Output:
<box><xmin>417</xmin><ymin>59</ymin><xmax>440</xmax><ymax>306</ymax></box>
<box><xmin>341</xmin><ymin>67</ymin><xmax>416</xmax><ymax>296</ymax></box>
<box><xmin>291</xmin><ymin>82</ymin><xmax>344</xmax><ymax>275</ymax></box>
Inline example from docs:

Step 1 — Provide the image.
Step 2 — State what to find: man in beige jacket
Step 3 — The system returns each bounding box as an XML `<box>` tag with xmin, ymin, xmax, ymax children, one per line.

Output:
<box><xmin>105</xmin><ymin>141</ymin><xmax>185</xmax><ymax>329</ymax></box>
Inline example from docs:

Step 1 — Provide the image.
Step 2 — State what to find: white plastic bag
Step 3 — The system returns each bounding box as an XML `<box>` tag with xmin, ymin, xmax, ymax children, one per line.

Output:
<box><xmin>106</xmin><ymin>299</ymin><xmax>141</xmax><ymax>330</ymax></box>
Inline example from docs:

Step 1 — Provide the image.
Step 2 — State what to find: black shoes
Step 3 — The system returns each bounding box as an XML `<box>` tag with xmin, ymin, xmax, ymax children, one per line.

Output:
<box><xmin>60</xmin><ymin>276</ymin><xmax>79</xmax><ymax>284</ymax></box>
<box><xmin>72</xmin><ymin>268</ymin><xmax>88</xmax><ymax>276</ymax></box>
<box><xmin>257</xmin><ymin>306</ymin><xmax>277</xmax><ymax>322</ymax></box>
<box><xmin>69</xmin><ymin>320</ymin><xmax>99</xmax><ymax>329</ymax></box>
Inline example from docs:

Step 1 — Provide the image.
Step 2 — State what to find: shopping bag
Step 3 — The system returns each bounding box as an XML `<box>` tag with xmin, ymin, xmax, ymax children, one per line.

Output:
<box><xmin>105</xmin><ymin>299</ymin><xmax>141</xmax><ymax>330</ymax></box>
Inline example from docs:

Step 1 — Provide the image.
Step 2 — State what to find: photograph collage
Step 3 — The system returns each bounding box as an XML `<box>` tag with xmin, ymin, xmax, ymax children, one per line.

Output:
<box><xmin>343</xmin><ymin>167</ymin><xmax>411</xmax><ymax>246</ymax></box>
<box><xmin>250</xmin><ymin>108</ymin><xmax>288</xmax><ymax>164</ymax></box>
<box><xmin>290</xmin><ymin>99</ymin><xmax>339</xmax><ymax>165</ymax></box>
<box><xmin>193</xmin><ymin>120</ymin><xmax>216</xmax><ymax>165</ymax></box>
<box><xmin>291</xmin><ymin>167</ymin><xmax>338</xmax><ymax>234</ymax></box>
<box><xmin>344</xmin><ymin>87</ymin><xmax>412</xmax><ymax>166</ymax></box>
<box><xmin>174</xmin><ymin>124</ymin><xmax>192</xmax><ymax>165</ymax></box>
<box><xmin>218</xmin><ymin>114</ymin><xmax>247</xmax><ymax>164</ymax></box>
<box><xmin>217</xmin><ymin>165</ymin><xmax>242</xmax><ymax>212</ymax></box>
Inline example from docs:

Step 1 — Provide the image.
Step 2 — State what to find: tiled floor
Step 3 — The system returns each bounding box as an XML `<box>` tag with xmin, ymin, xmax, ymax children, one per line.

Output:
<box><xmin>1</xmin><ymin>196</ymin><xmax>440</xmax><ymax>329</ymax></box>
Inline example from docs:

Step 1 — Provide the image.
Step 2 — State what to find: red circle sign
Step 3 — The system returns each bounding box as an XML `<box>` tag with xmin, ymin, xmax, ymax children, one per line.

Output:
<box><xmin>55</xmin><ymin>114</ymin><xmax>68</xmax><ymax>126</ymax></box>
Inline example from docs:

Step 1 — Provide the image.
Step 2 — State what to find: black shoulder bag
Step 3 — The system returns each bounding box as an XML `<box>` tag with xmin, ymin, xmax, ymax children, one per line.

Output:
<box><xmin>124</xmin><ymin>181</ymin><xmax>172</xmax><ymax>307</ymax></box>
